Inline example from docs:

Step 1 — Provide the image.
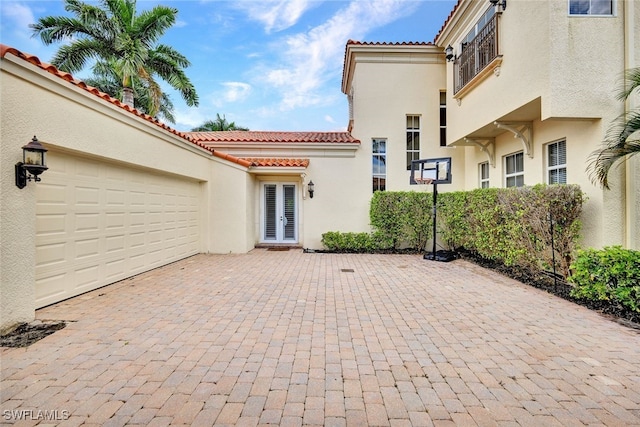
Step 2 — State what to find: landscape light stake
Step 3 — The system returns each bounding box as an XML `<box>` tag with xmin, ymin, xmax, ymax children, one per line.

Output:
<box><xmin>549</xmin><ymin>210</ymin><xmax>558</xmax><ymax>294</ymax></box>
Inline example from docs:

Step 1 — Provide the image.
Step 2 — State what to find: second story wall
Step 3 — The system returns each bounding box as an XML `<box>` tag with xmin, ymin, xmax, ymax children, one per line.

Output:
<box><xmin>438</xmin><ymin>0</ymin><xmax>626</xmax><ymax>144</ymax></box>
<box><xmin>343</xmin><ymin>42</ymin><xmax>466</xmax><ymax>193</ymax></box>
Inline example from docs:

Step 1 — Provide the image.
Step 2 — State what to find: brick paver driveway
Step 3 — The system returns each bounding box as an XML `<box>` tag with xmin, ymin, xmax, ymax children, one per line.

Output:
<box><xmin>2</xmin><ymin>250</ymin><xmax>639</xmax><ymax>426</ymax></box>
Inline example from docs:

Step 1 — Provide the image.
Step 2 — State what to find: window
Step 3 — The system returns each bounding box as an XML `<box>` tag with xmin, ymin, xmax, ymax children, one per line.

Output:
<box><xmin>504</xmin><ymin>152</ymin><xmax>524</xmax><ymax>187</ymax></box>
<box><xmin>406</xmin><ymin>116</ymin><xmax>420</xmax><ymax>170</ymax></box>
<box><xmin>439</xmin><ymin>92</ymin><xmax>447</xmax><ymax>147</ymax></box>
<box><xmin>373</xmin><ymin>138</ymin><xmax>387</xmax><ymax>192</ymax></box>
<box><xmin>479</xmin><ymin>162</ymin><xmax>490</xmax><ymax>188</ymax></box>
<box><xmin>547</xmin><ymin>140</ymin><xmax>567</xmax><ymax>184</ymax></box>
<box><xmin>569</xmin><ymin>0</ymin><xmax>613</xmax><ymax>15</ymax></box>
<box><xmin>461</xmin><ymin>7</ymin><xmax>496</xmax><ymax>47</ymax></box>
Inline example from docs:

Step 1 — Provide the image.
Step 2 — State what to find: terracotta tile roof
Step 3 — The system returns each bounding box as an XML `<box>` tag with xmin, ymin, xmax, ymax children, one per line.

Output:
<box><xmin>0</xmin><ymin>44</ymin><xmax>218</xmax><ymax>155</ymax></box>
<box><xmin>0</xmin><ymin>44</ymin><xmax>341</xmax><ymax>171</ymax></box>
<box><xmin>212</xmin><ymin>152</ymin><xmax>252</xmax><ymax>168</ymax></box>
<box><xmin>242</xmin><ymin>158</ymin><xmax>310</xmax><ymax>168</ymax></box>
<box><xmin>189</xmin><ymin>131</ymin><xmax>359</xmax><ymax>144</ymax></box>
<box><xmin>345</xmin><ymin>40</ymin><xmax>433</xmax><ymax>47</ymax></box>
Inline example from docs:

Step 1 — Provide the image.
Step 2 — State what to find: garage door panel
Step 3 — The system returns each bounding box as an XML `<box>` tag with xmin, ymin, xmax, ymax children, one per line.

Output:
<box><xmin>36</xmin><ymin>152</ymin><xmax>201</xmax><ymax>308</ymax></box>
<box><xmin>75</xmin><ymin>265</ymin><xmax>101</xmax><ymax>292</ymax></box>
<box><xmin>36</xmin><ymin>214</ymin><xmax>66</xmax><ymax>237</ymax></box>
<box><xmin>35</xmin><ymin>272</ymin><xmax>68</xmax><ymax>301</ymax></box>
<box><xmin>36</xmin><ymin>242</ymin><xmax>67</xmax><ymax>268</ymax></box>
<box><xmin>37</xmin><ymin>182</ymin><xmax>68</xmax><ymax>205</ymax></box>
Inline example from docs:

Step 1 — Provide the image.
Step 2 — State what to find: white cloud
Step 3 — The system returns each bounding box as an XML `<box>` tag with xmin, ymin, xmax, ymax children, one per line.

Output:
<box><xmin>221</xmin><ymin>82</ymin><xmax>252</xmax><ymax>103</ymax></box>
<box><xmin>234</xmin><ymin>0</ymin><xmax>317</xmax><ymax>33</ymax></box>
<box><xmin>324</xmin><ymin>115</ymin><xmax>335</xmax><ymax>124</ymax></box>
<box><xmin>0</xmin><ymin>2</ymin><xmax>60</xmax><ymax>59</ymax></box>
<box><xmin>208</xmin><ymin>81</ymin><xmax>252</xmax><ymax>108</ymax></box>
<box><xmin>258</xmin><ymin>0</ymin><xmax>418</xmax><ymax>111</ymax></box>
<box><xmin>2</xmin><ymin>2</ymin><xmax>34</xmax><ymax>30</ymax></box>
<box><xmin>174</xmin><ymin>108</ymin><xmax>208</xmax><ymax>129</ymax></box>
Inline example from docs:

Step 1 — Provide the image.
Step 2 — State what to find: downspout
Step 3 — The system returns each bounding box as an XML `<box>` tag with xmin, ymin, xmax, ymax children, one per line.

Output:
<box><xmin>623</xmin><ymin>0</ymin><xmax>638</xmax><ymax>249</ymax></box>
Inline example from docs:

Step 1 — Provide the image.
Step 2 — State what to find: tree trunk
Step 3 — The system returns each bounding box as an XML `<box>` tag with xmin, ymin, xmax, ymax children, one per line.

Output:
<box><xmin>122</xmin><ymin>87</ymin><xmax>134</xmax><ymax>108</ymax></box>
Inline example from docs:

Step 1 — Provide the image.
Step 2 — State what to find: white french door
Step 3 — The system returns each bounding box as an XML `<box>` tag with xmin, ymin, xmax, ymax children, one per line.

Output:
<box><xmin>262</xmin><ymin>183</ymin><xmax>298</xmax><ymax>243</ymax></box>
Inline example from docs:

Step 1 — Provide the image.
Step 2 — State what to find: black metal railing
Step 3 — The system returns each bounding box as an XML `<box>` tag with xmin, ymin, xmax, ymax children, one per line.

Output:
<box><xmin>453</xmin><ymin>14</ymin><xmax>499</xmax><ymax>94</ymax></box>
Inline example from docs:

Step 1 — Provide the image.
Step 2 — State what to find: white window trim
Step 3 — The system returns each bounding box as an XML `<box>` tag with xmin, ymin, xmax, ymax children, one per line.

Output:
<box><xmin>546</xmin><ymin>139</ymin><xmax>567</xmax><ymax>184</ymax></box>
<box><xmin>373</xmin><ymin>138</ymin><xmax>387</xmax><ymax>192</ymax></box>
<box><xmin>568</xmin><ymin>0</ymin><xmax>615</xmax><ymax>16</ymax></box>
<box><xmin>479</xmin><ymin>161</ymin><xmax>490</xmax><ymax>188</ymax></box>
<box><xmin>439</xmin><ymin>93</ymin><xmax>447</xmax><ymax>147</ymax></box>
<box><xmin>504</xmin><ymin>151</ymin><xmax>524</xmax><ymax>188</ymax></box>
<box><xmin>406</xmin><ymin>115</ymin><xmax>421</xmax><ymax>170</ymax></box>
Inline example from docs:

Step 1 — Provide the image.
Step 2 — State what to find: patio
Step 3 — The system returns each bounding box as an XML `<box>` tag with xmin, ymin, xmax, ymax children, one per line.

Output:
<box><xmin>1</xmin><ymin>250</ymin><xmax>639</xmax><ymax>426</ymax></box>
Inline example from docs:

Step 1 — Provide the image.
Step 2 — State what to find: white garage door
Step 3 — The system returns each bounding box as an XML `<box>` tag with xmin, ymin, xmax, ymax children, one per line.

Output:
<box><xmin>35</xmin><ymin>152</ymin><xmax>201</xmax><ymax>308</ymax></box>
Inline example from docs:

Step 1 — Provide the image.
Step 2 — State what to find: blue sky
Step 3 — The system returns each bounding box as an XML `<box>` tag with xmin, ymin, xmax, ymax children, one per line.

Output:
<box><xmin>1</xmin><ymin>0</ymin><xmax>456</xmax><ymax>132</ymax></box>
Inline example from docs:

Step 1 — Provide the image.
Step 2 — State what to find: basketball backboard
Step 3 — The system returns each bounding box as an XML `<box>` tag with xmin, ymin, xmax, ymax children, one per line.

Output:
<box><xmin>410</xmin><ymin>157</ymin><xmax>452</xmax><ymax>185</ymax></box>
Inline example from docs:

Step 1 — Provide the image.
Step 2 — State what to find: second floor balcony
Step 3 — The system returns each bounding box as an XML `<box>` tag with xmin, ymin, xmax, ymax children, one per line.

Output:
<box><xmin>453</xmin><ymin>13</ymin><xmax>500</xmax><ymax>95</ymax></box>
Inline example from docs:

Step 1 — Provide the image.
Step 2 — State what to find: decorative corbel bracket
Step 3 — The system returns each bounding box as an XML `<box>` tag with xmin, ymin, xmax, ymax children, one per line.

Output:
<box><xmin>494</xmin><ymin>121</ymin><xmax>533</xmax><ymax>158</ymax></box>
<box><xmin>464</xmin><ymin>137</ymin><xmax>496</xmax><ymax>167</ymax></box>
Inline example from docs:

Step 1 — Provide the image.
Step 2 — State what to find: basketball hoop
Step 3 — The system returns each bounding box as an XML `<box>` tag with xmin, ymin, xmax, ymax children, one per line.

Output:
<box><xmin>409</xmin><ymin>157</ymin><xmax>455</xmax><ymax>262</ymax></box>
<box><xmin>413</xmin><ymin>177</ymin><xmax>434</xmax><ymax>185</ymax></box>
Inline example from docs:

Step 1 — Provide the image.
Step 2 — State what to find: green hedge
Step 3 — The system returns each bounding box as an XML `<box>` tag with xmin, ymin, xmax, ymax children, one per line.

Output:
<box><xmin>568</xmin><ymin>246</ymin><xmax>640</xmax><ymax>313</ymax></box>
<box><xmin>321</xmin><ymin>185</ymin><xmax>584</xmax><ymax>278</ymax></box>
<box><xmin>439</xmin><ymin>184</ymin><xmax>584</xmax><ymax>277</ymax></box>
<box><xmin>369</xmin><ymin>191</ymin><xmax>432</xmax><ymax>250</ymax></box>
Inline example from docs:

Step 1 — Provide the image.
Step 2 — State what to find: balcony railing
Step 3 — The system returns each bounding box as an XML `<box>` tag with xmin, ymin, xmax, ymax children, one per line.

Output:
<box><xmin>453</xmin><ymin>14</ymin><xmax>499</xmax><ymax>95</ymax></box>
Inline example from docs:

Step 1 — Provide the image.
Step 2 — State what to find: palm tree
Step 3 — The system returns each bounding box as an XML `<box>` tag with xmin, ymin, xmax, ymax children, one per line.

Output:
<box><xmin>192</xmin><ymin>114</ymin><xmax>249</xmax><ymax>131</ymax></box>
<box><xmin>84</xmin><ymin>60</ymin><xmax>176</xmax><ymax>123</ymax></box>
<box><xmin>588</xmin><ymin>67</ymin><xmax>640</xmax><ymax>189</ymax></box>
<box><xmin>30</xmin><ymin>0</ymin><xmax>198</xmax><ymax>118</ymax></box>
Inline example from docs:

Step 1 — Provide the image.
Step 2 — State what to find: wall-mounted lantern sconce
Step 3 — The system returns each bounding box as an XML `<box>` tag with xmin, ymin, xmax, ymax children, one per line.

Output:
<box><xmin>15</xmin><ymin>136</ymin><xmax>48</xmax><ymax>189</ymax></box>
<box><xmin>308</xmin><ymin>180</ymin><xmax>315</xmax><ymax>199</ymax></box>
<box><xmin>445</xmin><ymin>45</ymin><xmax>456</xmax><ymax>62</ymax></box>
<box><xmin>489</xmin><ymin>0</ymin><xmax>507</xmax><ymax>11</ymax></box>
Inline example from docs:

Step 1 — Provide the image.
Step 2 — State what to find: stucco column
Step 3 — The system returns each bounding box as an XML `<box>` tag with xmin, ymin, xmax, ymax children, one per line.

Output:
<box><xmin>0</xmin><ymin>136</ymin><xmax>37</xmax><ymax>333</ymax></box>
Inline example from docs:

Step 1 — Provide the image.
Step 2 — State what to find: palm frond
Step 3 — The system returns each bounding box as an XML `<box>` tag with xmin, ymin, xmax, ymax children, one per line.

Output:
<box><xmin>588</xmin><ymin>111</ymin><xmax>640</xmax><ymax>189</ymax></box>
<box><xmin>133</xmin><ymin>6</ymin><xmax>177</xmax><ymax>45</ymax></box>
<box><xmin>618</xmin><ymin>68</ymin><xmax>640</xmax><ymax>101</ymax></box>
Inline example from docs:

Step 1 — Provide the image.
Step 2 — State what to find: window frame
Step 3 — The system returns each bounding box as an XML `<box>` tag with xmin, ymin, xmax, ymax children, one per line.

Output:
<box><xmin>479</xmin><ymin>161</ymin><xmax>490</xmax><ymax>188</ymax></box>
<box><xmin>568</xmin><ymin>0</ymin><xmax>614</xmax><ymax>16</ymax></box>
<box><xmin>406</xmin><ymin>115</ymin><xmax>421</xmax><ymax>170</ymax></box>
<box><xmin>439</xmin><ymin>92</ymin><xmax>447</xmax><ymax>147</ymax></box>
<box><xmin>546</xmin><ymin>139</ymin><xmax>567</xmax><ymax>185</ymax></box>
<box><xmin>504</xmin><ymin>151</ymin><xmax>524</xmax><ymax>188</ymax></box>
<box><xmin>372</xmin><ymin>138</ymin><xmax>387</xmax><ymax>192</ymax></box>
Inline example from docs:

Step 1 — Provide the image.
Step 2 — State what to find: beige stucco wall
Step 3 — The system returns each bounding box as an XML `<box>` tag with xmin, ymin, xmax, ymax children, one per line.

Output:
<box><xmin>435</xmin><ymin>0</ymin><xmax>634</xmax><ymax>250</ymax></box>
<box><xmin>346</xmin><ymin>45</ymin><xmax>466</xmax><ymax>193</ymax></box>
<box><xmin>208</xmin><ymin>160</ymin><xmax>255</xmax><ymax>254</ymax></box>
<box><xmin>461</xmin><ymin>116</ymin><xmax>622</xmax><ymax>249</ymax></box>
<box><xmin>441</xmin><ymin>1</ymin><xmax>624</xmax><ymax>141</ymax></box>
<box><xmin>301</xmin><ymin>154</ymin><xmax>370</xmax><ymax>248</ymax></box>
<box><xmin>0</xmin><ymin>52</ymin><xmax>249</xmax><ymax>331</ymax></box>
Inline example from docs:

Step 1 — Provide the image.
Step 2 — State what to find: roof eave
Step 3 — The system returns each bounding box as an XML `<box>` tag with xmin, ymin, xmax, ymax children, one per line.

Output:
<box><xmin>248</xmin><ymin>166</ymin><xmax>308</xmax><ymax>175</ymax></box>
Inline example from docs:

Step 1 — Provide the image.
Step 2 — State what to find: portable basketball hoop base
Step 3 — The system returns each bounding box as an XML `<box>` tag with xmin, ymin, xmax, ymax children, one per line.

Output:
<box><xmin>410</xmin><ymin>157</ymin><xmax>457</xmax><ymax>262</ymax></box>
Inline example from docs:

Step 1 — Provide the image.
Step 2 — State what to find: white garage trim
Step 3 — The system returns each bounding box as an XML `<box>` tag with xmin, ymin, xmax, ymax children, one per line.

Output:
<box><xmin>35</xmin><ymin>151</ymin><xmax>202</xmax><ymax>308</ymax></box>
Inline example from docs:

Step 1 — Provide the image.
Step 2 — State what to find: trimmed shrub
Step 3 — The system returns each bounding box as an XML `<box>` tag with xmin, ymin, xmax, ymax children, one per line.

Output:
<box><xmin>569</xmin><ymin>246</ymin><xmax>640</xmax><ymax>313</ymax></box>
<box><xmin>369</xmin><ymin>191</ymin><xmax>432</xmax><ymax>250</ymax></box>
<box><xmin>438</xmin><ymin>185</ymin><xmax>584</xmax><ymax>277</ymax></box>
<box><xmin>321</xmin><ymin>185</ymin><xmax>584</xmax><ymax>276</ymax></box>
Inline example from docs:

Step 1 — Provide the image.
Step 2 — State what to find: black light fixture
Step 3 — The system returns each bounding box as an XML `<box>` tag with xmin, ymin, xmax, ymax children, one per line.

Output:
<box><xmin>15</xmin><ymin>136</ymin><xmax>48</xmax><ymax>189</ymax></box>
<box><xmin>308</xmin><ymin>180</ymin><xmax>315</xmax><ymax>199</ymax></box>
<box><xmin>445</xmin><ymin>45</ymin><xmax>456</xmax><ymax>62</ymax></box>
<box><xmin>490</xmin><ymin>0</ymin><xmax>507</xmax><ymax>11</ymax></box>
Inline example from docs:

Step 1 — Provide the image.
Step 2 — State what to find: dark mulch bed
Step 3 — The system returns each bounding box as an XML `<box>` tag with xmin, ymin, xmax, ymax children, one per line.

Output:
<box><xmin>458</xmin><ymin>250</ymin><xmax>640</xmax><ymax>331</ymax></box>
<box><xmin>1</xmin><ymin>321</ymin><xmax>66</xmax><ymax>348</ymax></box>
